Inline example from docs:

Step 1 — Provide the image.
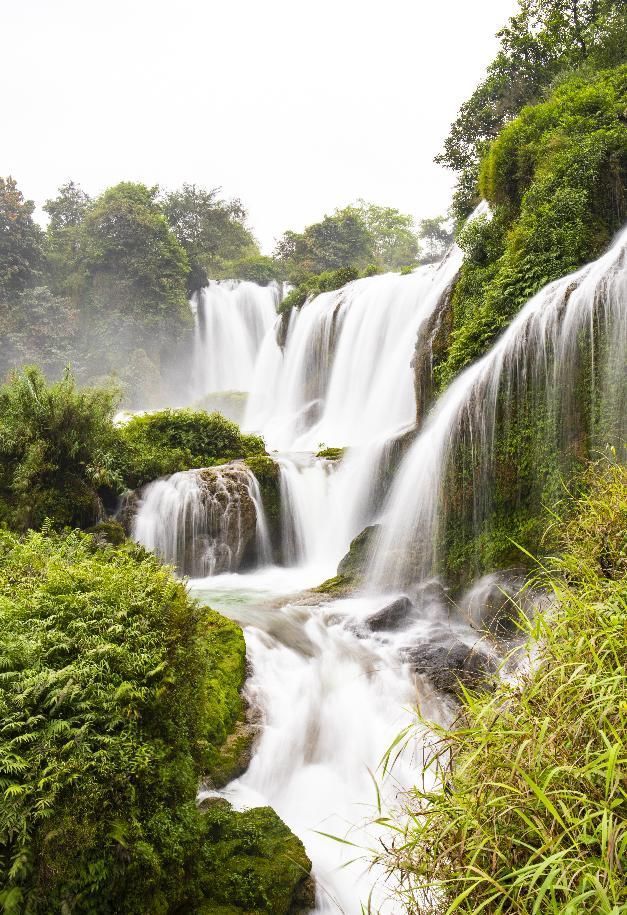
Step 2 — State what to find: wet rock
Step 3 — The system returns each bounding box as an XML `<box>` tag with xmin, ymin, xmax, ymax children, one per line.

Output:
<box><xmin>461</xmin><ymin>571</ymin><xmax>538</xmax><ymax>637</ymax></box>
<box><xmin>115</xmin><ymin>489</ymin><xmax>140</xmax><ymax>534</ymax></box>
<box><xmin>366</xmin><ymin>595</ymin><xmax>415</xmax><ymax>632</ymax></box>
<box><xmin>403</xmin><ymin>637</ymin><xmax>497</xmax><ymax>699</ymax></box>
<box><xmin>337</xmin><ymin>524</ymin><xmax>380</xmax><ymax>580</ymax></box>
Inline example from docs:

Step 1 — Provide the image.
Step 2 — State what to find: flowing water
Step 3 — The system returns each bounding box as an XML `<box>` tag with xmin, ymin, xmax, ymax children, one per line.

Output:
<box><xmin>131</xmin><ymin>217</ymin><xmax>627</xmax><ymax>912</ymax></box>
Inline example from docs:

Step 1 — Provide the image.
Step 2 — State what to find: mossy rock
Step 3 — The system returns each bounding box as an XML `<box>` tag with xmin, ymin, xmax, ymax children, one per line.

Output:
<box><xmin>86</xmin><ymin>519</ymin><xmax>127</xmax><ymax>546</ymax></box>
<box><xmin>244</xmin><ymin>454</ymin><xmax>281</xmax><ymax>557</ymax></box>
<box><xmin>315</xmin><ymin>446</ymin><xmax>345</xmax><ymax>461</ymax></box>
<box><xmin>195</xmin><ymin>801</ymin><xmax>315</xmax><ymax>914</ymax></box>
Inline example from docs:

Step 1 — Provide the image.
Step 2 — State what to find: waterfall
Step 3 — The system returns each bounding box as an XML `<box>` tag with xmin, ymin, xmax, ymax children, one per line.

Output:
<box><xmin>244</xmin><ymin>247</ymin><xmax>467</xmax><ymax>451</ymax></box>
<box><xmin>370</xmin><ymin>224</ymin><xmax>627</xmax><ymax>589</ymax></box>
<box><xmin>192</xmin><ymin>280</ymin><xmax>280</xmax><ymax>402</ymax></box>
<box><xmin>132</xmin><ymin>462</ymin><xmax>272</xmax><ymax>576</ymax></box>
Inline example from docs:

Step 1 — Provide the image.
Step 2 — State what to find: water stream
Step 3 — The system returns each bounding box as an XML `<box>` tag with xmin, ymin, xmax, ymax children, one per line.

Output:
<box><xmin>131</xmin><ymin>219</ymin><xmax>627</xmax><ymax>912</ymax></box>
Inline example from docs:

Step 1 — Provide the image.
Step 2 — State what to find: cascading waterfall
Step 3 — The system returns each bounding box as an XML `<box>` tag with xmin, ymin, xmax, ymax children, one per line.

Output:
<box><xmin>244</xmin><ymin>245</ymin><xmax>467</xmax><ymax>451</ymax></box>
<box><xmin>134</xmin><ymin>207</ymin><xmax>627</xmax><ymax>913</ymax></box>
<box><xmin>132</xmin><ymin>462</ymin><xmax>272</xmax><ymax>576</ymax></box>
<box><xmin>370</xmin><ymin>224</ymin><xmax>627</xmax><ymax>589</ymax></box>
<box><xmin>191</xmin><ymin>280</ymin><xmax>280</xmax><ymax>401</ymax></box>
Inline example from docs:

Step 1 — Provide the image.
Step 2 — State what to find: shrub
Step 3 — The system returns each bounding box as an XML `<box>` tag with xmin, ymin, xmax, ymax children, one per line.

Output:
<box><xmin>0</xmin><ymin>529</ymin><xmax>312</xmax><ymax>913</ymax></box>
<box><xmin>0</xmin><ymin>366</ymin><xmax>122</xmax><ymax>531</ymax></box>
<box><xmin>117</xmin><ymin>408</ymin><xmax>266</xmax><ymax>489</ymax></box>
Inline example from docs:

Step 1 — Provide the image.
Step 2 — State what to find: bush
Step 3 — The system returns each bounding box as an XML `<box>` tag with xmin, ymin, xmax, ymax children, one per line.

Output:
<box><xmin>383</xmin><ymin>460</ymin><xmax>627</xmax><ymax>913</ymax></box>
<box><xmin>277</xmin><ymin>264</ymin><xmax>365</xmax><ymax>317</ymax></box>
<box><xmin>436</xmin><ymin>65</ymin><xmax>627</xmax><ymax>388</ymax></box>
<box><xmin>0</xmin><ymin>366</ymin><xmax>122</xmax><ymax>531</ymax></box>
<box><xmin>0</xmin><ymin>529</ymin><xmax>312</xmax><ymax>913</ymax></box>
<box><xmin>117</xmin><ymin>408</ymin><xmax>266</xmax><ymax>489</ymax></box>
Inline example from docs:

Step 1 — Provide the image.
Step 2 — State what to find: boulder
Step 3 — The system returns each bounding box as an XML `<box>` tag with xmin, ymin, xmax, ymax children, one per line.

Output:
<box><xmin>337</xmin><ymin>524</ymin><xmax>380</xmax><ymax>581</ymax></box>
<box><xmin>403</xmin><ymin>636</ymin><xmax>497</xmax><ymax>699</ymax></box>
<box><xmin>366</xmin><ymin>595</ymin><xmax>415</xmax><ymax>632</ymax></box>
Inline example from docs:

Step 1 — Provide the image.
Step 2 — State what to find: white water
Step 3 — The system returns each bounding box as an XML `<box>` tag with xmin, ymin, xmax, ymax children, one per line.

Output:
<box><xmin>133</xmin><ymin>213</ymin><xmax>626</xmax><ymax>912</ymax></box>
<box><xmin>244</xmin><ymin>248</ymin><xmax>466</xmax><ymax>451</ymax></box>
<box><xmin>370</xmin><ymin>223</ymin><xmax>627</xmax><ymax>589</ymax></box>
<box><xmin>191</xmin><ymin>575</ymin><xmax>462</xmax><ymax>913</ymax></box>
<box><xmin>192</xmin><ymin>280</ymin><xmax>280</xmax><ymax>400</ymax></box>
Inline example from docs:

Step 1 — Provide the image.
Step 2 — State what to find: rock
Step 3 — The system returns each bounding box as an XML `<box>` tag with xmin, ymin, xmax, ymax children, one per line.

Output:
<box><xmin>403</xmin><ymin>636</ymin><xmax>497</xmax><ymax>699</ymax></box>
<box><xmin>337</xmin><ymin>524</ymin><xmax>380</xmax><ymax>581</ymax></box>
<box><xmin>366</xmin><ymin>596</ymin><xmax>415</xmax><ymax>632</ymax></box>
<box><xmin>115</xmin><ymin>488</ymin><xmax>140</xmax><ymax>534</ymax></box>
<box><xmin>195</xmin><ymin>801</ymin><xmax>315</xmax><ymax>914</ymax></box>
<box><xmin>461</xmin><ymin>571</ymin><xmax>534</xmax><ymax>636</ymax></box>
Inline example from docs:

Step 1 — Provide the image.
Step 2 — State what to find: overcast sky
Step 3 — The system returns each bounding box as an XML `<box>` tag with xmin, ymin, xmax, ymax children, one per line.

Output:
<box><xmin>3</xmin><ymin>0</ymin><xmax>516</xmax><ymax>252</ymax></box>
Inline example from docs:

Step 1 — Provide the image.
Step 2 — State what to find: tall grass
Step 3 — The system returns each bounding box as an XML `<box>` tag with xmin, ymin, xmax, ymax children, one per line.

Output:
<box><xmin>381</xmin><ymin>460</ymin><xmax>627</xmax><ymax>914</ymax></box>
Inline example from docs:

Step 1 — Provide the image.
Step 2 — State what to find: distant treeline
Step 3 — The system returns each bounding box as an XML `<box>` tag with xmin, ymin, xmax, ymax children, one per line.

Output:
<box><xmin>0</xmin><ymin>177</ymin><xmax>450</xmax><ymax>405</ymax></box>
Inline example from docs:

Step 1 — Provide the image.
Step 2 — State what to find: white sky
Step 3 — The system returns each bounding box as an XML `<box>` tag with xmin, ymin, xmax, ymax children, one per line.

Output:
<box><xmin>2</xmin><ymin>0</ymin><xmax>516</xmax><ymax>252</ymax></box>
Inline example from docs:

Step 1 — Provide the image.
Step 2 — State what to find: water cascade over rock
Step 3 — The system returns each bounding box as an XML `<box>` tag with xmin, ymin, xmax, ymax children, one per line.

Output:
<box><xmin>132</xmin><ymin>462</ymin><xmax>271</xmax><ymax>576</ymax></box>
<box><xmin>370</xmin><ymin>223</ymin><xmax>627</xmax><ymax>590</ymax></box>
<box><xmin>244</xmin><ymin>248</ymin><xmax>468</xmax><ymax>451</ymax></box>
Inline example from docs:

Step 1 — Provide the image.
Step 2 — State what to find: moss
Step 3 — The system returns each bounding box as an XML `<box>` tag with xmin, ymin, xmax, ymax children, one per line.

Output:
<box><xmin>435</xmin><ymin>65</ymin><xmax>627</xmax><ymax>389</ymax></box>
<box><xmin>313</xmin><ymin>573</ymin><xmax>353</xmax><ymax>595</ymax></box>
<box><xmin>194</xmin><ymin>802</ymin><xmax>315</xmax><ymax>914</ymax></box>
<box><xmin>315</xmin><ymin>446</ymin><xmax>345</xmax><ymax>461</ymax></box>
<box><xmin>244</xmin><ymin>454</ymin><xmax>281</xmax><ymax>555</ymax></box>
<box><xmin>202</xmin><ymin>608</ymin><xmax>251</xmax><ymax>786</ymax></box>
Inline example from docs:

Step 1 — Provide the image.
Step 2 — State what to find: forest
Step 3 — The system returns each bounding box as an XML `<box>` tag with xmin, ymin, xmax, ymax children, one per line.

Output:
<box><xmin>0</xmin><ymin>0</ymin><xmax>626</xmax><ymax>913</ymax></box>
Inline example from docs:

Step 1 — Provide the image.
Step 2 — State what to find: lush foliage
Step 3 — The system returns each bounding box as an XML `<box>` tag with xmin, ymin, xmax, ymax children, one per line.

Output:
<box><xmin>0</xmin><ymin>178</ymin><xmax>43</xmax><ymax>297</ymax></box>
<box><xmin>435</xmin><ymin>64</ymin><xmax>627</xmax><ymax>388</ymax></box>
<box><xmin>0</xmin><ymin>367</ymin><xmax>122</xmax><ymax>532</ymax></box>
<box><xmin>160</xmin><ymin>184</ymin><xmax>262</xmax><ymax>291</ymax></box>
<box><xmin>0</xmin><ymin>529</ymin><xmax>312</xmax><ymax>913</ymax></box>
<box><xmin>437</xmin><ymin>0</ymin><xmax>627</xmax><ymax>221</ymax></box>
<box><xmin>116</xmin><ymin>408</ymin><xmax>266</xmax><ymax>490</ymax></box>
<box><xmin>384</xmin><ymin>460</ymin><xmax>627</xmax><ymax>913</ymax></box>
<box><xmin>275</xmin><ymin>200</ymin><xmax>420</xmax><ymax>282</ymax></box>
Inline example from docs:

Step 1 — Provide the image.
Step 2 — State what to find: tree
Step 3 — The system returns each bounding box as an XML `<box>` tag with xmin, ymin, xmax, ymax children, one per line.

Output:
<box><xmin>436</xmin><ymin>0</ymin><xmax>627</xmax><ymax>220</ymax></box>
<box><xmin>275</xmin><ymin>202</ymin><xmax>420</xmax><ymax>279</ymax></box>
<box><xmin>161</xmin><ymin>183</ymin><xmax>258</xmax><ymax>291</ymax></box>
<box><xmin>0</xmin><ymin>176</ymin><xmax>43</xmax><ymax>296</ymax></box>
<box><xmin>418</xmin><ymin>216</ymin><xmax>454</xmax><ymax>262</ymax></box>
<box><xmin>44</xmin><ymin>180</ymin><xmax>91</xmax><ymax>295</ymax></box>
<box><xmin>342</xmin><ymin>201</ymin><xmax>420</xmax><ymax>269</ymax></box>
<box><xmin>80</xmin><ymin>182</ymin><xmax>190</xmax><ymax>336</ymax></box>
<box><xmin>274</xmin><ymin>209</ymin><xmax>372</xmax><ymax>279</ymax></box>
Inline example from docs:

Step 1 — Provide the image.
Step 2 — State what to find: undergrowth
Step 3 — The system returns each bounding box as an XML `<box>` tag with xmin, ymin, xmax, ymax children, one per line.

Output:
<box><xmin>381</xmin><ymin>459</ymin><xmax>627</xmax><ymax>914</ymax></box>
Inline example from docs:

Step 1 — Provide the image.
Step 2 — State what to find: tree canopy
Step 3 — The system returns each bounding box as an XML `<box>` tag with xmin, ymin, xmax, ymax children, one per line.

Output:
<box><xmin>0</xmin><ymin>177</ymin><xmax>43</xmax><ymax>296</ymax></box>
<box><xmin>274</xmin><ymin>200</ymin><xmax>421</xmax><ymax>280</ymax></box>
<box><xmin>437</xmin><ymin>0</ymin><xmax>627</xmax><ymax>220</ymax></box>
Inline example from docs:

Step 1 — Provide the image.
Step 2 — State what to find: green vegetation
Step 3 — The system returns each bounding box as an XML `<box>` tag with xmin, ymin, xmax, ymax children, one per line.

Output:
<box><xmin>160</xmin><ymin>184</ymin><xmax>266</xmax><ymax>292</ymax></box>
<box><xmin>0</xmin><ymin>366</ymin><xmax>122</xmax><ymax>532</ymax></box>
<box><xmin>0</xmin><ymin>177</ymin><xmax>43</xmax><ymax>296</ymax></box>
<box><xmin>315</xmin><ymin>447</ymin><xmax>345</xmax><ymax>461</ymax></box>
<box><xmin>0</xmin><ymin>369</ymin><xmax>274</xmax><ymax>534</ymax></box>
<box><xmin>116</xmin><ymin>408</ymin><xmax>265</xmax><ymax>490</ymax></box>
<box><xmin>0</xmin><ymin>528</ymin><xmax>312</xmax><ymax>913</ymax></box>
<box><xmin>275</xmin><ymin>200</ymin><xmax>421</xmax><ymax>284</ymax></box>
<box><xmin>435</xmin><ymin>65</ymin><xmax>627</xmax><ymax>389</ymax></box>
<box><xmin>437</xmin><ymin>0</ymin><xmax>627</xmax><ymax>222</ymax></box>
<box><xmin>384</xmin><ymin>460</ymin><xmax>627</xmax><ymax>913</ymax></box>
